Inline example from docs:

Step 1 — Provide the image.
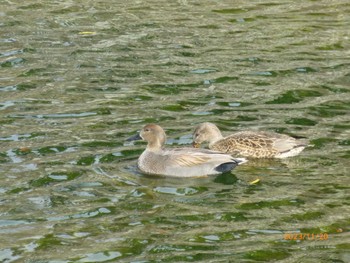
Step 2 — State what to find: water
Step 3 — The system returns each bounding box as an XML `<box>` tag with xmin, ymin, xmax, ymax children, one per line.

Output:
<box><xmin>1</xmin><ymin>0</ymin><xmax>349</xmax><ymax>262</ymax></box>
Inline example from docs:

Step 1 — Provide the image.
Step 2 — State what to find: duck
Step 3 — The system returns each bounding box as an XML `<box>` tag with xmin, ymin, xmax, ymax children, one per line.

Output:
<box><xmin>192</xmin><ymin>122</ymin><xmax>309</xmax><ymax>158</ymax></box>
<box><xmin>127</xmin><ymin>124</ymin><xmax>246</xmax><ymax>177</ymax></box>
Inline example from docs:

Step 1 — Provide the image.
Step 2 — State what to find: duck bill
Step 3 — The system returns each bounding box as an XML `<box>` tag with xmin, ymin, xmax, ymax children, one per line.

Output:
<box><xmin>127</xmin><ymin>133</ymin><xmax>142</xmax><ymax>141</ymax></box>
<box><xmin>192</xmin><ymin>142</ymin><xmax>200</xmax><ymax>148</ymax></box>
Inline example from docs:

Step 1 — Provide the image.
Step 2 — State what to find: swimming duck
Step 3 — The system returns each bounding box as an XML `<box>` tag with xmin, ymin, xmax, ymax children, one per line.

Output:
<box><xmin>127</xmin><ymin>124</ymin><xmax>246</xmax><ymax>177</ymax></box>
<box><xmin>192</xmin><ymin>122</ymin><xmax>309</xmax><ymax>158</ymax></box>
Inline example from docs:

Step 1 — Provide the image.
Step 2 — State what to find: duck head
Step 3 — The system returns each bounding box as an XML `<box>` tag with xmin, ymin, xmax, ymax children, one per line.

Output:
<box><xmin>127</xmin><ymin>124</ymin><xmax>167</xmax><ymax>150</ymax></box>
<box><xmin>192</xmin><ymin>122</ymin><xmax>223</xmax><ymax>147</ymax></box>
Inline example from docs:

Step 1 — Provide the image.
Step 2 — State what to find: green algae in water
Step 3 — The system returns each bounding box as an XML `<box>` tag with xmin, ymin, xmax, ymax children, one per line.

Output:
<box><xmin>285</xmin><ymin>117</ymin><xmax>317</xmax><ymax>126</ymax></box>
<box><xmin>16</xmin><ymin>83</ymin><xmax>37</xmax><ymax>91</ymax></box>
<box><xmin>77</xmin><ymin>155</ymin><xmax>95</xmax><ymax>166</ymax></box>
<box><xmin>310</xmin><ymin>138</ymin><xmax>337</xmax><ymax>149</ymax></box>
<box><xmin>282</xmin><ymin>211</ymin><xmax>324</xmax><ymax>222</ymax></box>
<box><xmin>301</xmin><ymin>219</ymin><xmax>349</xmax><ymax>235</ymax></box>
<box><xmin>0</xmin><ymin>152</ymin><xmax>9</xmax><ymax>163</ymax></box>
<box><xmin>266</xmin><ymin>89</ymin><xmax>322</xmax><ymax>104</ymax></box>
<box><xmin>178</xmin><ymin>51</ymin><xmax>196</xmax><ymax>57</ymax></box>
<box><xmin>213</xmin><ymin>173</ymin><xmax>239</xmax><ymax>185</ymax></box>
<box><xmin>86</xmin><ymin>121</ymin><xmax>115</xmax><ymax>130</ymax></box>
<box><xmin>71</xmin><ymin>238</ymin><xmax>150</xmax><ymax>261</ymax></box>
<box><xmin>237</xmin><ymin>199</ymin><xmax>305</xmax><ymax>210</ymax></box>
<box><xmin>142</xmin><ymin>83</ymin><xmax>200</xmax><ymax>95</ymax></box>
<box><xmin>0</xmin><ymin>118</ymin><xmax>15</xmax><ymax>125</ymax></box>
<box><xmin>161</xmin><ymin>104</ymin><xmax>186</xmax><ymax>112</ymax></box>
<box><xmin>308</xmin><ymin>100</ymin><xmax>350</xmax><ymax>117</ymax></box>
<box><xmin>74</xmin><ymin>251</ymin><xmax>122</xmax><ymax>262</ymax></box>
<box><xmin>235</xmin><ymin>115</ymin><xmax>259</xmax><ymax>122</ymax></box>
<box><xmin>8</xmin><ymin>187</ymin><xmax>31</xmax><ymax>194</ymax></box>
<box><xmin>91</xmin><ymin>197</ymin><xmax>112</xmax><ymax>203</ymax></box>
<box><xmin>211</xmin><ymin>231</ymin><xmax>247</xmax><ymax>242</ymax></box>
<box><xmin>219</xmin><ymin>212</ymin><xmax>248</xmax><ymax>222</ymax></box>
<box><xmin>213</xmin><ymin>76</ymin><xmax>239</xmax><ymax>83</ymax></box>
<box><xmin>30</xmin><ymin>171</ymin><xmax>84</xmax><ymax>187</ymax></box>
<box><xmin>178</xmin><ymin>100</ymin><xmax>209</xmax><ymax>107</ymax></box>
<box><xmin>338</xmin><ymin>140</ymin><xmax>350</xmax><ymax>146</ymax></box>
<box><xmin>91</xmin><ymin>107</ymin><xmax>111</xmax><ymax>115</ymax></box>
<box><xmin>211</xmin><ymin>108</ymin><xmax>233</xmax><ymax>115</ymax></box>
<box><xmin>150</xmin><ymin>244</ymin><xmax>218</xmax><ymax>254</ymax></box>
<box><xmin>175</xmin><ymin>214</ymin><xmax>215</xmax><ymax>222</ymax></box>
<box><xmin>50</xmin><ymin>195</ymin><xmax>70</xmax><ymax>207</ymax></box>
<box><xmin>18</xmin><ymin>3</ymin><xmax>45</xmax><ymax>10</ymax></box>
<box><xmin>19</xmin><ymin>68</ymin><xmax>48</xmax><ymax>77</ymax></box>
<box><xmin>336</xmin><ymin>243</ymin><xmax>350</xmax><ymax>250</ymax></box>
<box><xmin>131</xmin><ymin>187</ymin><xmax>156</xmax><ymax>199</ymax></box>
<box><xmin>316</xmin><ymin>42</ymin><xmax>344</xmax><ymax>50</ymax></box>
<box><xmin>0</xmin><ymin>58</ymin><xmax>25</xmax><ymax>67</ymax></box>
<box><xmin>81</xmin><ymin>141</ymin><xmax>122</xmax><ymax>148</ymax></box>
<box><xmin>229</xmin><ymin>17</ymin><xmax>256</xmax><ymax>23</ymax></box>
<box><xmin>250</xmin><ymin>71</ymin><xmax>278</xmax><ymax>77</ymax></box>
<box><xmin>216</xmin><ymin>101</ymin><xmax>254</xmax><ymax>107</ymax></box>
<box><xmin>340</xmin><ymin>150</ymin><xmax>350</xmax><ymax>159</ymax></box>
<box><xmin>99</xmin><ymin>149</ymin><xmax>143</xmax><ymax>163</ymax></box>
<box><xmin>36</xmin><ymin>234</ymin><xmax>62</xmax><ymax>250</ymax></box>
<box><xmin>37</xmin><ymin>145</ymin><xmax>68</xmax><ymax>155</ymax></box>
<box><xmin>153</xmin><ymin>186</ymin><xmax>202</xmax><ymax>196</ymax></box>
<box><xmin>244</xmin><ymin>249</ymin><xmax>290</xmax><ymax>261</ymax></box>
<box><xmin>295</xmin><ymin>67</ymin><xmax>317</xmax><ymax>73</ymax></box>
<box><xmin>118</xmin><ymin>200</ymin><xmax>155</xmax><ymax>211</ymax></box>
<box><xmin>197</xmin><ymin>24</ymin><xmax>220</xmax><ymax>29</ymax></box>
<box><xmin>99</xmin><ymin>153</ymin><xmax>121</xmax><ymax>163</ymax></box>
<box><xmin>212</xmin><ymin>8</ymin><xmax>247</xmax><ymax>14</ymax></box>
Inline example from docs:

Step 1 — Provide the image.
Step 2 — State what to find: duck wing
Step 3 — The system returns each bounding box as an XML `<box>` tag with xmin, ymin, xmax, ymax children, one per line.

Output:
<box><xmin>163</xmin><ymin>148</ymin><xmax>243</xmax><ymax>177</ymax></box>
<box><xmin>220</xmin><ymin>131</ymin><xmax>308</xmax><ymax>158</ymax></box>
<box><xmin>164</xmin><ymin>148</ymin><xmax>224</xmax><ymax>167</ymax></box>
<box><xmin>212</xmin><ymin>132</ymin><xmax>276</xmax><ymax>155</ymax></box>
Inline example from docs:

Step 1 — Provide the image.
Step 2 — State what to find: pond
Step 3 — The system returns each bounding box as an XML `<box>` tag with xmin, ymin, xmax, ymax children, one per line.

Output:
<box><xmin>0</xmin><ymin>0</ymin><xmax>349</xmax><ymax>262</ymax></box>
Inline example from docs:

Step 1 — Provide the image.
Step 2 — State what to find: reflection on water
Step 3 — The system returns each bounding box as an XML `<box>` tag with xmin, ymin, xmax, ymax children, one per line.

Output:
<box><xmin>1</xmin><ymin>0</ymin><xmax>349</xmax><ymax>262</ymax></box>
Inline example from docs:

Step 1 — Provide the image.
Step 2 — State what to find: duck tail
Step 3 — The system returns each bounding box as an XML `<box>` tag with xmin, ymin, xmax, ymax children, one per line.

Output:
<box><xmin>234</xmin><ymin>158</ymin><xmax>248</xmax><ymax>165</ymax></box>
<box><xmin>215</xmin><ymin>158</ymin><xmax>248</xmax><ymax>173</ymax></box>
<box><xmin>215</xmin><ymin>162</ymin><xmax>238</xmax><ymax>173</ymax></box>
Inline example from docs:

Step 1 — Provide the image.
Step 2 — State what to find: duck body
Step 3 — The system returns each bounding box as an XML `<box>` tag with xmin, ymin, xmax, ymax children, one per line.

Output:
<box><xmin>128</xmin><ymin>124</ymin><xmax>246</xmax><ymax>177</ymax></box>
<box><xmin>193</xmin><ymin>122</ymin><xmax>309</xmax><ymax>159</ymax></box>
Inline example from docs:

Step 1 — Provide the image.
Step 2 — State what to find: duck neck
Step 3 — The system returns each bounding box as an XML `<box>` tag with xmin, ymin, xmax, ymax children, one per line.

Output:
<box><xmin>147</xmin><ymin>133</ymin><xmax>166</xmax><ymax>151</ymax></box>
<box><xmin>208</xmin><ymin>130</ymin><xmax>224</xmax><ymax>147</ymax></box>
<box><xmin>147</xmin><ymin>141</ymin><xmax>163</xmax><ymax>151</ymax></box>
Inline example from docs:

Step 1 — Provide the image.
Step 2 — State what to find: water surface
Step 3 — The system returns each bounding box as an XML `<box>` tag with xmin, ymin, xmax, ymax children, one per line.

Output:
<box><xmin>0</xmin><ymin>0</ymin><xmax>349</xmax><ymax>262</ymax></box>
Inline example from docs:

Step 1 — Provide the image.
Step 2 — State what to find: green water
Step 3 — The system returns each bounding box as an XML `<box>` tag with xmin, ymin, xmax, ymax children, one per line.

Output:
<box><xmin>1</xmin><ymin>0</ymin><xmax>349</xmax><ymax>262</ymax></box>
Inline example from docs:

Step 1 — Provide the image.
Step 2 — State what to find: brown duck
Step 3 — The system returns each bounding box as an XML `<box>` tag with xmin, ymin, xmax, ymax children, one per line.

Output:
<box><xmin>192</xmin><ymin>122</ymin><xmax>309</xmax><ymax>158</ymax></box>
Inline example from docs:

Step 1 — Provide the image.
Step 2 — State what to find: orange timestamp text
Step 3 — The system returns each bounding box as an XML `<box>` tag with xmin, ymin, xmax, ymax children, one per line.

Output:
<box><xmin>284</xmin><ymin>233</ymin><xmax>328</xmax><ymax>241</ymax></box>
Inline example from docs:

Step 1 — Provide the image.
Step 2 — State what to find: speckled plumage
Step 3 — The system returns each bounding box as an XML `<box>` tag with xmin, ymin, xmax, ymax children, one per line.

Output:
<box><xmin>193</xmin><ymin>122</ymin><xmax>309</xmax><ymax>158</ymax></box>
<box><xmin>127</xmin><ymin>124</ymin><xmax>246</xmax><ymax>177</ymax></box>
